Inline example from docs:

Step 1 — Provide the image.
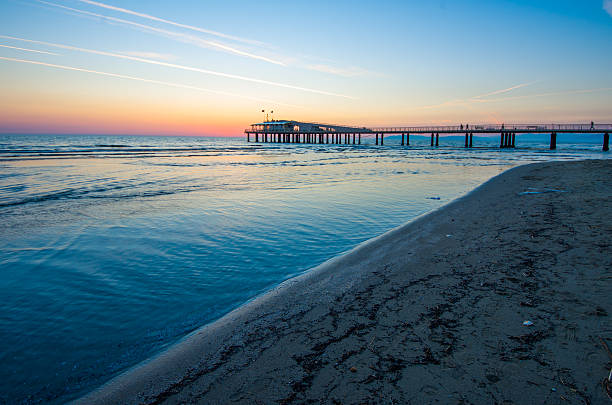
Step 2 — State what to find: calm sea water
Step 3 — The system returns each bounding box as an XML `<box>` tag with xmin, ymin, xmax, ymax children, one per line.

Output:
<box><xmin>0</xmin><ymin>133</ymin><xmax>608</xmax><ymax>403</ymax></box>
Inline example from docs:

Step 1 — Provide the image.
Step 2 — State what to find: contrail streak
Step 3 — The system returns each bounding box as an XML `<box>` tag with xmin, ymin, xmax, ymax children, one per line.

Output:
<box><xmin>0</xmin><ymin>35</ymin><xmax>354</xmax><ymax>99</ymax></box>
<box><xmin>0</xmin><ymin>56</ymin><xmax>301</xmax><ymax>107</ymax></box>
<box><xmin>36</xmin><ymin>0</ymin><xmax>285</xmax><ymax>66</ymax></box>
<box><xmin>472</xmin><ymin>82</ymin><xmax>534</xmax><ymax>99</ymax></box>
<box><xmin>422</xmin><ymin>82</ymin><xmax>535</xmax><ymax>109</ymax></box>
<box><xmin>477</xmin><ymin>87</ymin><xmax>612</xmax><ymax>103</ymax></box>
<box><xmin>0</xmin><ymin>44</ymin><xmax>59</xmax><ymax>55</ymax></box>
<box><xmin>75</xmin><ymin>0</ymin><xmax>266</xmax><ymax>47</ymax></box>
<box><xmin>422</xmin><ymin>87</ymin><xmax>612</xmax><ymax>109</ymax></box>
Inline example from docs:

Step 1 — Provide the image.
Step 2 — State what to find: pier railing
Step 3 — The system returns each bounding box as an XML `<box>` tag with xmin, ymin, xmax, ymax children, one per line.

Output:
<box><xmin>367</xmin><ymin>124</ymin><xmax>612</xmax><ymax>133</ymax></box>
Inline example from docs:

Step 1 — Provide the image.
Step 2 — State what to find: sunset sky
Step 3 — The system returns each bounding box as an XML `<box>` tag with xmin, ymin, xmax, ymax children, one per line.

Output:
<box><xmin>1</xmin><ymin>0</ymin><xmax>611</xmax><ymax>136</ymax></box>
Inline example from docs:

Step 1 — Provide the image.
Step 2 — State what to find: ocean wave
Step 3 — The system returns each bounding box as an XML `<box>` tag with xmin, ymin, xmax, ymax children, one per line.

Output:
<box><xmin>0</xmin><ymin>182</ymin><xmax>207</xmax><ymax>208</ymax></box>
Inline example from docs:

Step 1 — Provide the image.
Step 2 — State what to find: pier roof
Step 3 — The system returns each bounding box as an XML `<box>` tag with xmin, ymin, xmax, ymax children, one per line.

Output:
<box><xmin>251</xmin><ymin>121</ymin><xmax>292</xmax><ymax>125</ymax></box>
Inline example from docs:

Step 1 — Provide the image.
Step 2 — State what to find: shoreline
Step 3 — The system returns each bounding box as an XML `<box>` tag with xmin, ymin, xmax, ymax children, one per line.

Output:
<box><xmin>76</xmin><ymin>160</ymin><xmax>612</xmax><ymax>404</ymax></box>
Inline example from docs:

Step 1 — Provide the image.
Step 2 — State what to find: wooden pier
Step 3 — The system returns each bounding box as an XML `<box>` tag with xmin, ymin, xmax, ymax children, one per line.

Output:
<box><xmin>245</xmin><ymin>121</ymin><xmax>612</xmax><ymax>151</ymax></box>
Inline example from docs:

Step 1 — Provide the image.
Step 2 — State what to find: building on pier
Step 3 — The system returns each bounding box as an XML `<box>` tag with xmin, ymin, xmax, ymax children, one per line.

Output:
<box><xmin>248</xmin><ymin>120</ymin><xmax>371</xmax><ymax>134</ymax></box>
<box><xmin>245</xmin><ymin>120</ymin><xmax>373</xmax><ymax>145</ymax></box>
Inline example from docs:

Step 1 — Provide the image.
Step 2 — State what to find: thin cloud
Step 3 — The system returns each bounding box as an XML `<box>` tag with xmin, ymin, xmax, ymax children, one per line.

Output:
<box><xmin>306</xmin><ymin>64</ymin><xmax>377</xmax><ymax>78</ymax></box>
<box><xmin>119</xmin><ymin>51</ymin><xmax>176</xmax><ymax>61</ymax></box>
<box><xmin>36</xmin><ymin>0</ymin><xmax>285</xmax><ymax>66</ymax></box>
<box><xmin>37</xmin><ymin>0</ymin><xmax>376</xmax><ymax>77</ymax></box>
<box><xmin>35</xmin><ymin>0</ymin><xmax>377</xmax><ymax>78</ymax></box>
<box><xmin>0</xmin><ymin>35</ymin><xmax>355</xmax><ymax>99</ymax></box>
<box><xmin>75</xmin><ymin>0</ymin><xmax>267</xmax><ymax>47</ymax></box>
<box><xmin>604</xmin><ymin>0</ymin><xmax>612</xmax><ymax>17</ymax></box>
<box><xmin>0</xmin><ymin>56</ymin><xmax>301</xmax><ymax>107</ymax></box>
<box><xmin>0</xmin><ymin>44</ymin><xmax>59</xmax><ymax>55</ymax></box>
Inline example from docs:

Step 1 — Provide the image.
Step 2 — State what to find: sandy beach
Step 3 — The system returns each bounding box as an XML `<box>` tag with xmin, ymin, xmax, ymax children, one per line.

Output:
<box><xmin>78</xmin><ymin>159</ymin><xmax>612</xmax><ymax>404</ymax></box>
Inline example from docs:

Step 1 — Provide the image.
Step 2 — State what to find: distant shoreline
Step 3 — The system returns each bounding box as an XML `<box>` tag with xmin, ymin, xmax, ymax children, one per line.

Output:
<box><xmin>77</xmin><ymin>159</ymin><xmax>612</xmax><ymax>404</ymax></box>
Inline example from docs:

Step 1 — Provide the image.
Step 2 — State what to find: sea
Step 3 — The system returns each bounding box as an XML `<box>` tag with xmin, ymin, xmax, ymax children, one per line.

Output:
<box><xmin>0</xmin><ymin>133</ymin><xmax>608</xmax><ymax>403</ymax></box>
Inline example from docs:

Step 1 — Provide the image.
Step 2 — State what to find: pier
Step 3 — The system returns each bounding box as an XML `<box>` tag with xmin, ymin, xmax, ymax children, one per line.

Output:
<box><xmin>245</xmin><ymin>121</ymin><xmax>612</xmax><ymax>151</ymax></box>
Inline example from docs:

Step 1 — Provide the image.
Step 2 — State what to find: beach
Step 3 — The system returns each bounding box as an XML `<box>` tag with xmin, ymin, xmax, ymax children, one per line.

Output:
<box><xmin>75</xmin><ymin>159</ymin><xmax>610</xmax><ymax>404</ymax></box>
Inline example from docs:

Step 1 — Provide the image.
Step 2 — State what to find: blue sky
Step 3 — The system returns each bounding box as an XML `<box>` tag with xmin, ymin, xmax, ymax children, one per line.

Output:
<box><xmin>0</xmin><ymin>0</ymin><xmax>611</xmax><ymax>135</ymax></box>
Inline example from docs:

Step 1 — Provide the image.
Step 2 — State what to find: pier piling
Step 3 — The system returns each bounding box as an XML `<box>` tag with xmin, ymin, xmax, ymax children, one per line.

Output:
<box><xmin>406</xmin><ymin>133</ymin><xmax>410</xmax><ymax>146</ymax></box>
<box><xmin>604</xmin><ymin>133</ymin><xmax>609</xmax><ymax>151</ymax></box>
<box><xmin>431</xmin><ymin>133</ymin><xmax>434</xmax><ymax>147</ymax></box>
<box><xmin>376</xmin><ymin>133</ymin><xmax>379</xmax><ymax>145</ymax></box>
<box><xmin>401</xmin><ymin>133</ymin><xmax>404</xmax><ymax>146</ymax></box>
<box><xmin>550</xmin><ymin>132</ymin><xmax>557</xmax><ymax>150</ymax></box>
<box><xmin>435</xmin><ymin>133</ymin><xmax>439</xmax><ymax>147</ymax></box>
<box><xmin>381</xmin><ymin>133</ymin><xmax>384</xmax><ymax>146</ymax></box>
<box><xmin>464</xmin><ymin>133</ymin><xmax>468</xmax><ymax>148</ymax></box>
<box><xmin>469</xmin><ymin>132</ymin><xmax>473</xmax><ymax>148</ymax></box>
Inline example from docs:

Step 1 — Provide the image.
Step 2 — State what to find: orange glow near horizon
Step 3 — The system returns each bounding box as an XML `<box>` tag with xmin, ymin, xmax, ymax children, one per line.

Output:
<box><xmin>0</xmin><ymin>82</ymin><xmax>253</xmax><ymax>136</ymax></box>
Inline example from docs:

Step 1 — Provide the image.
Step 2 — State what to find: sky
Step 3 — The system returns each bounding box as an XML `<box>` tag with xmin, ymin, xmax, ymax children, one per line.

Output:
<box><xmin>0</xmin><ymin>0</ymin><xmax>611</xmax><ymax>136</ymax></box>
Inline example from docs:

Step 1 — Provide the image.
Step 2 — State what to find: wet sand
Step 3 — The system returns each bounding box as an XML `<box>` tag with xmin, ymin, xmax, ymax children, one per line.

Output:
<box><xmin>77</xmin><ymin>159</ymin><xmax>612</xmax><ymax>404</ymax></box>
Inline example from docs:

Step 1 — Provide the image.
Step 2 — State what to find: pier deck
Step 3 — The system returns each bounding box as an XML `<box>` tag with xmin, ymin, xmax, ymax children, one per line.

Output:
<box><xmin>245</xmin><ymin>121</ymin><xmax>612</xmax><ymax>150</ymax></box>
